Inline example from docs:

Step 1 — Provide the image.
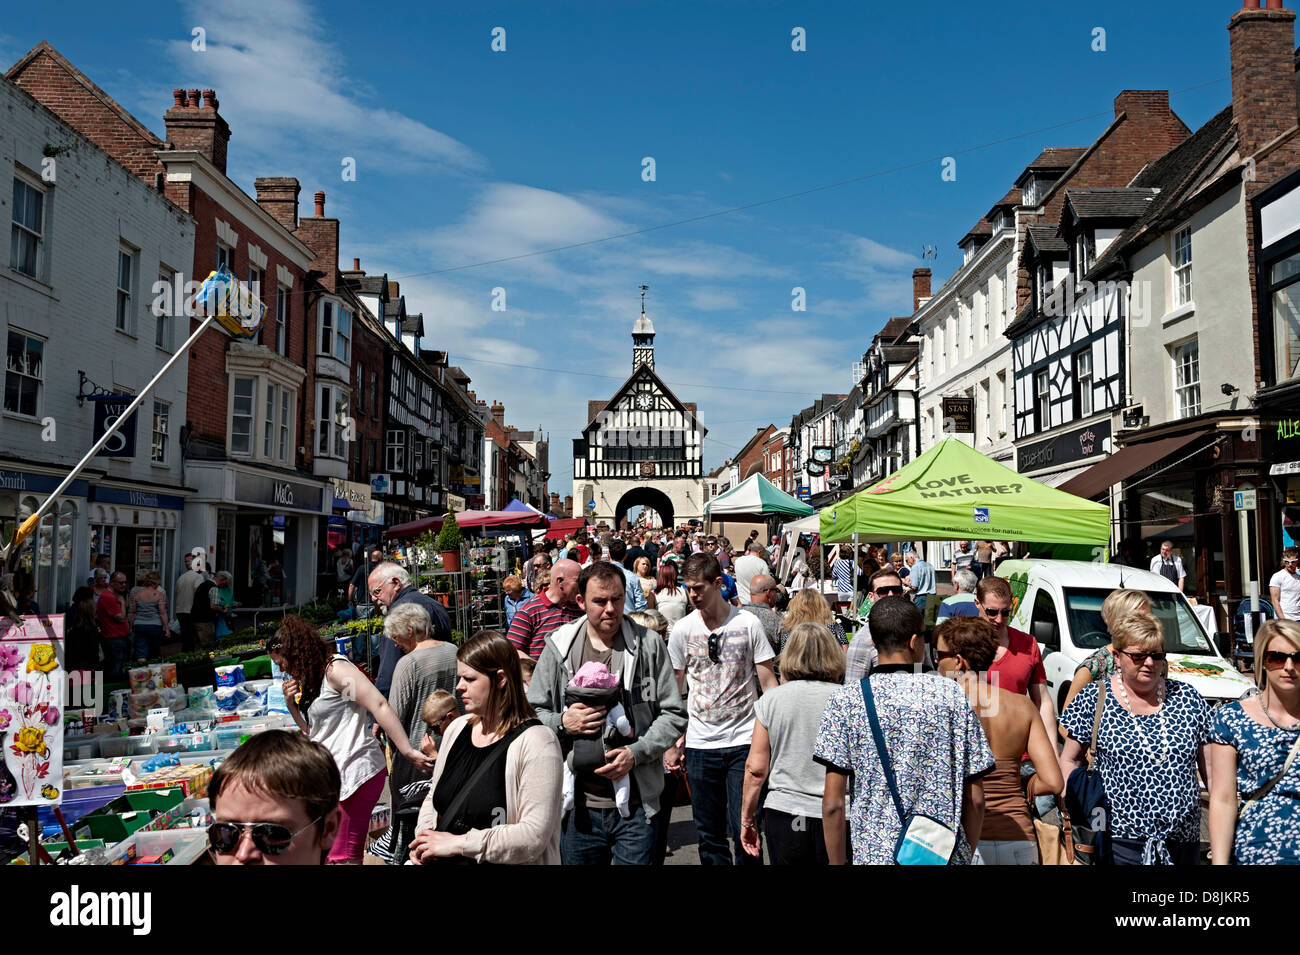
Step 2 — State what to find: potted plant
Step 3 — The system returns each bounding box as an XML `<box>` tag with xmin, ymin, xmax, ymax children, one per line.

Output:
<box><xmin>436</xmin><ymin>508</ymin><xmax>464</xmax><ymax>572</ymax></box>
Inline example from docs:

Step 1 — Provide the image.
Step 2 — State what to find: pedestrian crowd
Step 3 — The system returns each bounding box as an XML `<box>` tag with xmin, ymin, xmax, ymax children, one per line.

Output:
<box><xmin>200</xmin><ymin>525</ymin><xmax>1300</xmax><ymax>867</ymax></box>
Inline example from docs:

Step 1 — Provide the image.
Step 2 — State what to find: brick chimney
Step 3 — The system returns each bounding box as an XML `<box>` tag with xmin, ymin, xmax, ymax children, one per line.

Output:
<box><xmin>1230</xmin><ymin>0</ymin><xmax>1298</xmax><ymax>161</ymax></box>
<box><xmin>491</xmin><ymin>401</ymin><xmax>506</xmax><ymax>429</ymax></box>
<box><xmin>296</xmin><ymin>189</ymin><xmax>341</xmax><ymax>292</ymax></box>
<box><xmin>254</xmin><ymin>177</ymin><xmax>301</xmax><ymax>231</ymax></box>
<box><xmin>912</xmin><ymin>268</ymin><xmax>932</xmax><ymax>311</ymax></box>
<box><xmin>564</xmin><ymin>495</ymin><xmax>573</xmax><ymax>517</ymax></box>
<box><xmin>164</xmin><ymin>88</ymin><xmax>231</xmax><ymax>174</ymax></box>
<box><xmin>550</xmin><ymin>491</ymin><xmax>560</xmax><ymax>509</ymax></box>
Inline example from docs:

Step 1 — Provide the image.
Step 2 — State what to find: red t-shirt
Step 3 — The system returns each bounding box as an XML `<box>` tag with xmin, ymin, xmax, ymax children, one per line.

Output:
<box><xmin>986</xmin><ymin>627</ymin><xmax>1046</xmax><ymax>695</ymax></box>
<box><xmin>96</xmin><ymin>590</ymin><xmax>130</xmax><ymax>640</ymax></box>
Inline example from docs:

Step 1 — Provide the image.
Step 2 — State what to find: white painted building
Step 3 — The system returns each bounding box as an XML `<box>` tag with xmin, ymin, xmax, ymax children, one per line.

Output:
<box><xmin>915</xmin><ymin>152</ymin><xmax>1084</xmax><ymax>468</ymax></box>
<box><xmin>1</xmin><ymin>74</ymin><xmax>195</xmax><ymax>611</ymax></box>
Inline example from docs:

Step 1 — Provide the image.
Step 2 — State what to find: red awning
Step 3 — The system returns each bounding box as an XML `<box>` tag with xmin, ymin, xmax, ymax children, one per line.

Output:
<box><xmin>545</xmin><ymin>518</ymin><xmax>586</xmax><ymax>541</ymax></box>
<box><xmin>1057</xmin><ymin>431</ymin><xmax>1210</xmax><ymax>500</ymax></box>
<box><xmin>385</xmin><ymin>509</ymin><xmax>547</xmax><ymax>539</ymax></box>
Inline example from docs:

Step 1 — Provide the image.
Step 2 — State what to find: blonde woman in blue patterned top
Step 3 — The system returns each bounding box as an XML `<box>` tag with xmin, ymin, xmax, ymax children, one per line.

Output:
<box><xmin>1059</xmin><ymin>612</ymin><xmax>1211</xmax><ymax>865</ymax></box>
<box><xmin>1209</xmin><ymin>620</ymin><xmax>1300</xmax><ymax>865</ymax></box>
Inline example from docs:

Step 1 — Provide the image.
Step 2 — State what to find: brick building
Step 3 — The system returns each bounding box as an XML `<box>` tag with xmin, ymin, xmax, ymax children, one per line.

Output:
<box><xmin>11</xmin><ymin>45</ymin><xmax>325</xmax><ymax>605</ymax></box>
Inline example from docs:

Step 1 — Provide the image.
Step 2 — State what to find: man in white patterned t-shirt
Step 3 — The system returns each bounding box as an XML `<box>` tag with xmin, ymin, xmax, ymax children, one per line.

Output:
<box><xmin>667</xmin><ymin>553</ymin><xmax>776</xmax><ymax>866</ymax></box>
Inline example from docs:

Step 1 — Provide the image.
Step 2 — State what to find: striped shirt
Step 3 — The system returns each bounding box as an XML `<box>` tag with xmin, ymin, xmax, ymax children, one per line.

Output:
<box><xmin>507</xmin><ymin>589</ymin><xmax>584</xmax><ymax>660</ymax></box>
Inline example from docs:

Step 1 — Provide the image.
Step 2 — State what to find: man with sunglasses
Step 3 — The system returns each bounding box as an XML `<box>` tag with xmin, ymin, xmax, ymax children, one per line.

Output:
<box><xmin>367</xmin><ymin>562</ymin><xmax>452</xmax><ymax>697</ymax></box>
<box><xmin>1269</xmin><ymin>547</ymin><xmax>1300</xmax><ymax>621</ymax></box>
<box><xmin>845</xmin><ymin>568</ymin><xmax>906</xmax><ymax>682</ymax></box>
<box><xmin>667</xmin><ymin>553</ymin><xmax>776</xmax><ymax>865</ymax></box>
<box><xmin>975</xmin><ymin>577</ymin><xmax>1054</xmax><ymax>743</ymax></box>
<box><xmin>208</xmin><ymin>730</ymin><xmax>341</xmax><ymax>865</ymax></box>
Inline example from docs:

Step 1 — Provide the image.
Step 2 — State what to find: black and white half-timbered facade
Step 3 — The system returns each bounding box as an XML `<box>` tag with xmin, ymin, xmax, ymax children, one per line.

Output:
<box><xmin>1006</xmin><ymin>212</ymin><xmax>1125</xmax><ymax>488</ymax></box>
<box><xmin>572</xmin><ymin>302</ymin><xmax>705</xmax><ymax>528</ymax></box>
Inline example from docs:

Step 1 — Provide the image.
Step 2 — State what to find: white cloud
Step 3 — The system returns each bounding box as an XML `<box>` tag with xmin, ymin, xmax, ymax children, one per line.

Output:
<box><xmin>687</xmin><ymin>287</ymin><xmax>742</xmax><ymax>311</ymax></box>
<box><xmin>148</xmin><ymin>0</ymin><xmax>481</xmax><ymax>180</ymax></box>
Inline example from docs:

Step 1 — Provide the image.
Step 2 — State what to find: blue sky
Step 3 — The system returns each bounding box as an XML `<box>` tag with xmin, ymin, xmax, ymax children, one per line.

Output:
<box><xmin>4</xmin><ymin>0</ymin><xmax>1240</xmax><ymax>493</ymax></box>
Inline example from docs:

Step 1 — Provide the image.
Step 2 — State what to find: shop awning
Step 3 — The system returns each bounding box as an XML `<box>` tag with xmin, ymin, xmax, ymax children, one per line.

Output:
<box><xmin>1034</xmin><ymin>465</ymin><xmax>1091</xmax><ymax>489</ymax></box>
<box><xmin>385</xmin><ymin>509</ymin><xmax>547</xmax><ymax>539</ymax></box>
<box><xmin>1057</xmin><ymin>430</ymin><xmax>1209</xmax><ymax>501</ymax></box>
<box><xmin>545</xmin><ymin>517</ymin><xmax>586</xmax><ymax>541</ymax></box>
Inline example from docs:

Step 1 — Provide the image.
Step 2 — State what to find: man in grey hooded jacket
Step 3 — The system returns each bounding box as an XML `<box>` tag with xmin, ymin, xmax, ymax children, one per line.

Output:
<box><xmin>528</xmin><ymin>560</ymin><xmax>687</xmax><ymax>865</ymax></box>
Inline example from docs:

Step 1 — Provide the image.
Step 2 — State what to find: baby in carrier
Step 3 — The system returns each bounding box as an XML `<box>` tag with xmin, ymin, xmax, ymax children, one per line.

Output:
<box><xmin>562</xmin><ymin>661</ymin><xmax>634</xmax><ymax>817</ymax></box>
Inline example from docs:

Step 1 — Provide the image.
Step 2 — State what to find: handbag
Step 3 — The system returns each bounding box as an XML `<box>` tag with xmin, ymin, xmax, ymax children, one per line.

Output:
<box><xmin>859</xmin><ymin>677</ymin><xmax>958</xmax><ymax>865</ymax></box>
<box><xmin>1064</xmin><ymin>680</ymin><xmax>1109</xmax><ymax>865</ymax></box>
<box><xmin>1238</xmin><ymin>730</ymin><xmax>1300</xmax><ymax>822</ymax></box>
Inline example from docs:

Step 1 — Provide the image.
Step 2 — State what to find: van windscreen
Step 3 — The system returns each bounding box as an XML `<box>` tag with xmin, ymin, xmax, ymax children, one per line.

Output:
<box><xmin>1062</xmin><ymin>589</ymin><xmax>1212</xmax><ymax>655</ymax></box>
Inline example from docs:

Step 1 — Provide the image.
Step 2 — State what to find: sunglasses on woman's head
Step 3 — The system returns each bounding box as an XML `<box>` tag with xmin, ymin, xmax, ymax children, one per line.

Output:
<box><xmin>208</xmin><ymin>817</ymin><xmax>322</xmax><ymax>856</ymax></box>
<box><xmin>1264</xmin><ymin>650</ymin><xmax>1300</xmax><ymax>669</ymax></box>
<box><xmin>1116</xmin><ymin>649</ymin><xmax>1167</xmax><ymax>665</ymax></box>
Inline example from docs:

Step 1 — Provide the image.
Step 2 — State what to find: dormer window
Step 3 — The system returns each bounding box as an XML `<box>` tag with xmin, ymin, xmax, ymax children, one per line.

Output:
<box><xmin>1022</xmin><ymin>175</ymin><xmax>1056</xmax><ymax>207</ymax></box>
<box><xmin>1075</xmin><ymin>232</ymin><xmax>1094</xmax><ymax>281</ymax></box>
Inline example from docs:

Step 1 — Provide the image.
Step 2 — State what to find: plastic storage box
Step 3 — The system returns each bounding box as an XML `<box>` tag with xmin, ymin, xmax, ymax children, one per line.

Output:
<box><xmin>105</xmin><ymin>828</ymin><xmax>209</xmax><ymax>866</ymax></box>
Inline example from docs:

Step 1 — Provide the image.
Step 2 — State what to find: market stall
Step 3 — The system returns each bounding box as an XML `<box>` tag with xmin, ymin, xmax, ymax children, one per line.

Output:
<box><xmin>817</xmin><ymin>438</ymin><xmax>1110</xmax><ymax>626</ymax></box>
<box><xmin>705</xmin><ymin>473</ymin><xmax>813</xmax><ymax>544</ymax></box>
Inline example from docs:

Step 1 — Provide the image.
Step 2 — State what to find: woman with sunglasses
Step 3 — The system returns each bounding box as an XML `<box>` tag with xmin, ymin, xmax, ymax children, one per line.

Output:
<box><xmin>1208</xmin><ymin>619</ymin><xmax>1300</xmax><ymax>865</ymax></box>
<box><xmin>409</xmin><ymin>630</ymin><xmax>562</xmax><ymax>865</ymax></box>
<box><xmin>267</xmin><ymin>616</ymin><xmax>435</xmax><ymax>864</ymax></box>
<box><xmin>1059</xmin><ymin>613</ymin><xmax>1212</xmax><ymax>865</ymax></box>
<box><xmin>1060</xmin><ymin>589</ymin><xmax>1152</xmax><ymax>716</ymax></box>
<box><xmin>207</xmin><ymin>730</ymin><xmax>342</xmax><ymax>865</ymax></box>
<box><xmin>934</xmin><ymin>617</ymin><xmax>1063</xmax><ymax>864</ymax></box>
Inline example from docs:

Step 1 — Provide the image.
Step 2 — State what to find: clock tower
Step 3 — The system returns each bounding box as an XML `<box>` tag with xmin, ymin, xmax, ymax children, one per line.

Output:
<box><xmin>632</xmin><ymin>284</ymin><xmax>655</xmax><ymax>371</ymax></box>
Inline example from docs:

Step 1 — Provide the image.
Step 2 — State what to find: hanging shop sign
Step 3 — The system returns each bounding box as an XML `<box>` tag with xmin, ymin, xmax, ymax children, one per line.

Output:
<box><xmin>90</xmin><ymin>396</ymin><xmax>138</xmax><ymax>458</ymax></box>
<box><xmin>942</xmin><ymin>396</ymin><xmax>975</xmax><ymax>435</ymax></box>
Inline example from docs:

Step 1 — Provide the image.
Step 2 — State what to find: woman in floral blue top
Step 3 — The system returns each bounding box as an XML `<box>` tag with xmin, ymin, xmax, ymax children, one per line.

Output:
<box><xmin>1059</xmin><ymin>612</ymin><xmax>1211</xmax><ymax>865</ymax></box>
<box><xmin>1208</xmin><ymin>620</ymin><xmax>1300</xmax><ymax>865</ymax></box>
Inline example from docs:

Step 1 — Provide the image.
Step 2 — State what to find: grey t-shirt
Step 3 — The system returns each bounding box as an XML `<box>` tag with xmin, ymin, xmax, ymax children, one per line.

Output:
<box><xmin>753</xmin><ymin>680</ymin><xmax>839</xmax><ymax>819</ymax></box>
<box><xmin>387</xmin><ymin>643</ymin><xmax>459</xmax><ymax>793</ymax></box>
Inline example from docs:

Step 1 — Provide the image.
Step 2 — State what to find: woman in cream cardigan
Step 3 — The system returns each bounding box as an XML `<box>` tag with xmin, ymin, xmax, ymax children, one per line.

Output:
<box><xmin>409</xmin><ymin>630</ymin><xmax>563</xmax><ymax>865</ymax></box>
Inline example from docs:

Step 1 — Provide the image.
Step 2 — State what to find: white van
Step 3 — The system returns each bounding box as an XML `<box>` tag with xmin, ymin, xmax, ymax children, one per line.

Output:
<box><xmin>995</xmin><ymin>560</ymin><xmax>1254</xmax><ymax>709</ymax></box>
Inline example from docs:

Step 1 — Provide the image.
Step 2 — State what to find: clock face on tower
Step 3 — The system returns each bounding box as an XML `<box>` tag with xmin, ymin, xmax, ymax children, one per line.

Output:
<box><xmin>636</xmin><ymin>393</ymin><xmax>652</xmax><ymax>410</ymax></box>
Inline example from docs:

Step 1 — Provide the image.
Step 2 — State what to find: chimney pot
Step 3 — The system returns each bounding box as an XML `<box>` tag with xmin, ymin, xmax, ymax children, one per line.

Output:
<box><xmin>314</xmin><ymin>190</ymin><xmax>326</xmax><ymax>217</ymax></box>
<box><xmin>187</xmin><ymin>88</ymin><xmax>201</xmax><ymax>108</ymax></box>
<box><xmin>353</xmin><ymin>257</ymin><xmax>360</xmax><ymax>271</ymax></box>
<box><xmin>1266</xmin><ymin>0</ymin><xmax>1282</xmax><ymax>8</ymax></box>
<box><xmin>1244</xmin><ymin>0</ymin><xmax>1260</xmax><ymax>7</ymax></box>
<box><xmin>202</xmin><ymin>89</ymin><xmax>218</xmax><ymax>110</ymax></box>
<box><xmin>172</xmin><ymin>88</ymin><xmax>186</xmax><ymax>107</ymax></box>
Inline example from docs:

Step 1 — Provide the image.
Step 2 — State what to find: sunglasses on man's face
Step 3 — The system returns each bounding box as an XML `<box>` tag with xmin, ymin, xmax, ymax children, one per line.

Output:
<box><xmin>208</xmin><ymin>817</ymin><xmax>321</xmax><ymax>856</ymax></box>
<box><xmin>874</xmin><ymin>585</ymin><xmax>904</xmax><ymax>597</ymax></box>
<box><xmin>1264</xmin><ymin>650</ymin><xmax>1300</xmax><ymax>669</ymax></box>
<box><xmin>980</xmin><ymin>606</ymin><xmax>1012</xmax><ymax>619</ymax></box>
<box><xmin>932</xmin><ymin>646</ymin><xmax>959</xmax><ymax>663</ymax></box>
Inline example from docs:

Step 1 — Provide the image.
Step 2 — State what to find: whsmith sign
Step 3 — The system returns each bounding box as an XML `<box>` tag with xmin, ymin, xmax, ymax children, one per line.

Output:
<box><xmin>1016</xmin><ymin>420</ymin><xmax>1111</xmax><ymax>474</ymax></box>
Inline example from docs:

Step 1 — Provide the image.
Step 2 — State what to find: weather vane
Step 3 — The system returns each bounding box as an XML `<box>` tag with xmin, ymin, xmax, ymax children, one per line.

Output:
<box><xmin>639</xmin><ymin>284</ymin><xmax>649</xmax><ymax>315</ymax></box>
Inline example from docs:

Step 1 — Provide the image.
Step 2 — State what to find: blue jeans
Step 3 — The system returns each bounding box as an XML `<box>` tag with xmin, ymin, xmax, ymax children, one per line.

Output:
<box><xmin>133</xmin><ymin>625</ymin><xmax>165</xmax><ymax>661</ymax></box>
<box><xmin>103</xmin><ymin>637</ymin><xmax>128</xmax><ymax>680</ymax></box>
<box><xmin>685</xmin><ymin>745</ymin><xmax>762</xmax><ymax>866</ymax></box>
<box><xmin>560</xmin><ymin>804</ymin><xmax>655</xmax><ymax>865</ymax></box>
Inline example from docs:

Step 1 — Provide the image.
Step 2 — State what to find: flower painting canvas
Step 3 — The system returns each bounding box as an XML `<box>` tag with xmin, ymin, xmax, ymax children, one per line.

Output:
<box><xmin>0</xmin><ymin>615</ymin><xmax>64</xmax><ymax>807</ymax></box>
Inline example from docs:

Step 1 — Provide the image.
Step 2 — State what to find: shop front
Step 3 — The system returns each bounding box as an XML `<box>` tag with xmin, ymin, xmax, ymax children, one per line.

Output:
<box><xmin>183</xmin><ymin>463</ymin><xmax>326</xmax><ymax>610</ymax></box>
<box><xmin>1015</xmin><ymin>419</ymin><xmax>1113</xmax><ymax>491</ymax></box>
<box><xmin>0</xmin><ymin>466</ymin><xmax>88</xmax><ymax>613</ymax></box>
<box><xmin>317</xmin><ymin>479</ymin><xmax>374</xmax><ymax>598</ymax></box>
<box><xmin>1264</xmin><ymin>407</ymin><xmax>1300</xmax><ymax>562</ymax></box>
<box><xmin>87</xmin><ymin>486</ymin><xmax>187</xmax><ymax>592</ymax></box>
